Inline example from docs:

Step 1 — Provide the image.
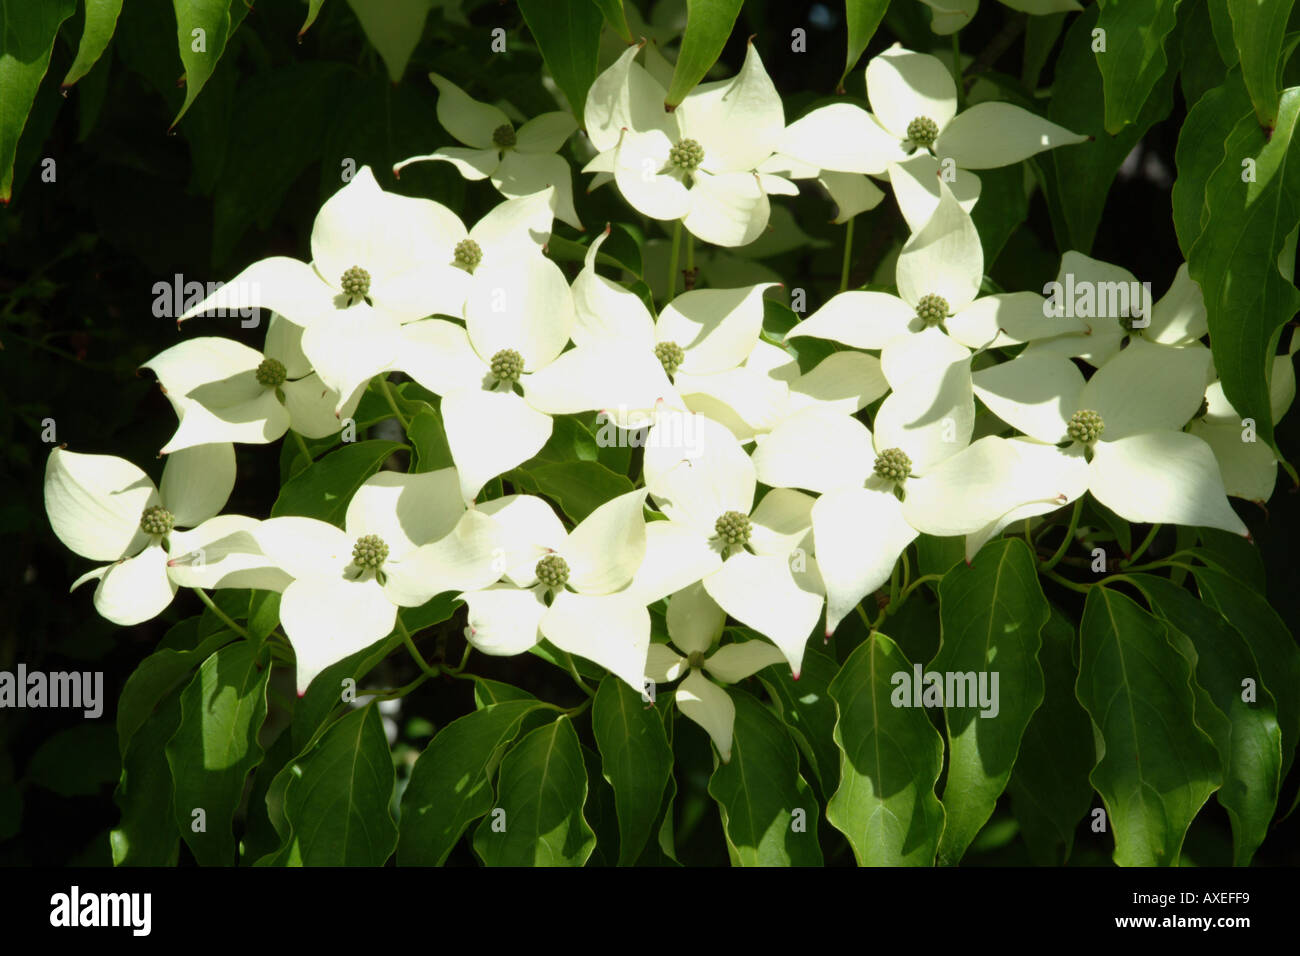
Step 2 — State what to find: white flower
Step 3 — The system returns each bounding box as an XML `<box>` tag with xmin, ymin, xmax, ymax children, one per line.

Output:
<box><xmin>249</xmin><ymin>468</ymin><xmax>504</xmax><ymax>694</ymax></box>
<box><xmin>44</xmin><ymin>444</ymin><xmax>246</xmax><ymax>625</ymax></box>
<box><xmin>969</xmin><ymin>338</ymin><xmax>1248</xmax><ymax>551</ymax></box>
<box><xmin>644</xmin><ymin>581</ymin><xmax>785</xmax><ymax>762</ymax></box>
<box><xmin>636</xmin><ymin>412</ymin><xmax>825</xmax><ymax>676</ymax></box>
<box><xmin>393</xmin><ymin>72</ymin><xmax>581</xmax><ymax>229</ymax></box>
<box><xmin>143</xmin><ymin>317</ymin><xmax>363</xmax><ymax>453</ymax></box>
<box><xmin>591</xmin><ymin>43</ymin><xmax>792</xmax><ymax>246</ymax></box>
<box><xmin>917</xmin><ymin>0</ymin><xmax>1082</xmax><ymax>36</ymax></box>
<box><xmin>459</xmin><ymin>489</ymin><xmax>653</xmax><ymax>691</ymax></box>
<box><xmin>865</xmin><ymin>46</ymin><xmax>1087</xmax><ymax>229</ymax></box>
<box><xmin>787</xmin><ymin>184</ymin><xmax>1087</xmax><ymax>363</ymax></box>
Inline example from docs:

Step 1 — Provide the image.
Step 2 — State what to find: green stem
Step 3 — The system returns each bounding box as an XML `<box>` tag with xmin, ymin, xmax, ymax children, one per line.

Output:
<box><xmin>396</xmin><ymin>617</ymin><xmax>440</xmax><ymax>679</ymax></box>
<box><xmin>290</xmin><ymin>429</ymin><xmax>313</xmax><ymax>466</ymax></box>
<box><xmin>358</xmin><ymin>672</ymin><xmax>431</xmax><ymax>702</ymax></box>
<box><xmin>194</xmin><ymin>589</ymin><xmax>252</xmax><ymax>640</ymax></box>
<box><xmin>564</xmin><ymin>653</ymin><xmax>596</xmax><ymax>697</ymax></box>
<box><xmin>1040</xmin><ymin>567</ymin><xmax>1090</xmax><ymax>594</ymax></box>
<box><xmin>888</xmin><ymin>559</ymin><xmax>901</xmax><ymax>609</ymax></box>
<box><xmin>952</xmin><ymin>32</ymin><xmax>965</xmax><ymax>110</ymax></box>
<box><xmin>855</xmin><ymin>603</ymin><xmax>874</xmax><ymax>631</ymax></box>
<box><xmin>685</xmin><ymin>230</ymin><xmax>695</xmax><ymax>275</ymax></box>
<box><xmin>1123</xmin><ymin>523</ymin><xmax>1162</xmax><ymax>567</ymax></box>
<box><xmin>895</xmin><ymin>573</ymin><xmax>943</xmax><ymax>608</ymax></box>
<box><xmin>377</xmin><ymin>376</ymin><xmax>410</xmax><ymax>430</ymax></box>
<box><xmin>839</xmin><ymin>216</ymin><xmax>856</xmax><ymax>292</ymax></box>
<box><xmin>1039</xmin><ymin>498</ymin><xmax>1083</xmax><ymax>572</ymax></box>
<box><xmin>667</xmin><ymin>220</ymin><xmax>683</xmax><ymax>300</ymax></box>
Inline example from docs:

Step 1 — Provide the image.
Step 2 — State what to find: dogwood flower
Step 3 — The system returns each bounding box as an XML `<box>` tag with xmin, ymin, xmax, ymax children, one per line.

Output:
<box><xmin>971</xmin><ymin>338</ymin><xmax>1248</xmax><ymax>539</ymax></box>
<box><xmin>143</xmin><ymin>317</ymin><xmax>363</xmax><ymax>453</ymax></box>
<box><xmin>917</xmin><ymin>0</ymin><xmax>1083</xmax><ymax>36</ymax></box>
<box><xmin>644</xmin><ymin>581</ymin><xmax>785</xmax><ymax>762</ymax></box>
<box><xmin>1024</xmin><ymin>254</ymin><xmax>1208</xmax><ymax>366</ymax></box>
<box><xmin>458</xmin><ymin>489</ymin><xmax>653</xmax><ymax>690</ymax></box>
<box><xmin>594</xmin><ymin>42</ymin><xmax>794</xmax><ymax>246</ymax></box>
<box><xmin>249</xmin><ymin>468</ymin><xmax>504</xmax><ymax>693</ymax></box>
<box><xmin>179</xmin><ymin>168</ymin><xmax>554</xmax><ymax>410</ymax></box>
<box><xmin>395</xmin><ymin>251</ymin><xmax>577</xmax><ymax>502</ymax></box>
<box><xmin>393</xmin><ymin>72</ymin><xmax>581</xmax><ymax>229</ymax></box>
<box><xmin>638</xmin><ymin>411</ymin><xmax>824</xmax><ymax>676</ymax></box>
<box><xmin>44</xmin><ymin>444</ymin><xmax>241</xmax><ymax>625</ymax></box>
<box><xmin>787</xmin><ymin>185</ymin><xmax>1087</xmax><ymax>364</ymax></box>
<box><xmin>864</xmin><ymin>46</ymin><xmax>1086</xmax><ymax>227</ymax></box>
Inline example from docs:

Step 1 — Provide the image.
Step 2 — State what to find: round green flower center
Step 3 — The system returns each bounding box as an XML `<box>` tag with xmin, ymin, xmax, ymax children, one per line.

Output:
<box><xmin>907</xmin><ymin>116</ymin><xmax>939</xmax><ymax>148</ymax></box>
<box><xmin>915</xmin><ymin>294</ymin><xmax>949</xmax><ymax>327</ymax></box>
<box><xmin>454</xmin><ymin>238</ymin><xmax>483</xmax><ymax>271</ymax></box>
<box><xmin>340</xmin><ymin>265</ymin><xmax>370</xmax><ymax>301</ymax></box>
<box><xmin>873</xmin><ymin>448</ymin><xmax>912</xmax><ymax>483</ymax></box>
<box><xmin>492</xmin><ymin>124</ymin><xmax>516</xmax><ymax>148</ymax></box>
<box><xmin>255</xmin><ymin>357</ymin><xmax>287</xmax><ymax>388</ymax></box>
<box><xmin>669</xmin><ymin>138</ymin><xmax>705</xmax><ymax>172</ymax></box>
<box><xmin>1067</xmin><ymin>409</ymin><xmax>1105</xmax><ymax>445</ymax></box>
<box><xmin>490</xmin><ymin>348</ymin><xmax>524</xmax><ymax>384</ymax></box>
<box><xmin>535</xmin><ymin>554</ymin><xmax>569</xmax><ymax>589</ymax></box>
<box><xmin>687</xmin><ymin>650</ymin><xmax>707</xmax><ymax>670</ymax></box>
<box><xmin>351</xmin><ymin>534</ymin><xmax>389</xmax><ymax>570</ymax></box>
<box><xmin>654</xmin><ymin>340</ymin><xmax>685</xmax><ymax>377</ymax></box>
<box><xmin>714</xmin><ymin>510</ymin><xmax>752</xmax><ymax>547</ymax></box>
<box><xmin>139</xmin><ymin>504</ymin><xmax>174</xmax><ymax>536</ymax></box>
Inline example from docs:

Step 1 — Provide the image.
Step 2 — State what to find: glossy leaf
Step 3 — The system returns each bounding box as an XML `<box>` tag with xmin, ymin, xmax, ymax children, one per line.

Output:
<box><xmin>63</xmin><ymin>0</ymin><xmax>124</xmax><ymax>87</ymax></box>
<box><xmin>592</xmin><ymin>677</ymin><xmax>673</xmax><ymax>865</ymax></box>
<box><xmin>1076</xmin><ymin>586</ymin><xmax>1221</xmax><ymax>866</ymax></box>
<box><xmin>171</xmin><ymin>0</ymin><xmax>240</xmax><ymax>127</ymax></box>
<box><xmin>827</xmin><ymin>633</ymin><xmax>945</xmax><ymax>866</ymax></box>
<box><xmin>592</xmin><ymin>0</ymin><xmax>633</xmax><ymax>43</ymax></box>
<box><xmin>518</xmin><ymin>0</ymin><xmax>603</xmax><ymax>117</ymax></box>
<box><xmin>759</xmin><ymin>647</ymin><xmax>841</xmax><ymax>801</ymax></box>
<box><xmin>527</xmin><ymin>460</ymin><xmax>635</xmax><ymax>524</ymax></box>
<box><xmin>1227</xmin><ymin>0</ymin><xmax>1297</xmax><ymax>125</ymax></box>
<box><xmin>1172</xmin><ymin>71</ymin><xmax>1253</xmax><ymax>256</ymax></box>
<box><xmin>841</xmin><ymin>0</ymin><xmax>891</xmax><ymax>92</ymax></box>
<box><xmin>665</xmin><ymin>0</ymin><xmax>745</xmax><ymax>108</ymax></box>
<box><xmin>344</xmin><ymin>0</ymin><xmax>429</xmax><ymax>82</ymax></box>
<box><xmin>1094</xmin><ymin>0</ymin><xmax>1180</xmax><ymax>133</ymax></box>
<box><xmin>270</xmin><ymin>439</ymin><xmax>404</xmax><ymax>526</ymax></box>
<box><xmin>933</xmin><ymin>538</ymin><xmax>1048</xmax><ymax>866</ymax></box>
<box><xmin>0</xmin><ymin>0</ymin><xmax>77</xmax><ymax>202</ymax></box>
<box><xmin>111</xmin><ymin>690</ymin><xmax>183</xmax><ymax>866</ymax></box>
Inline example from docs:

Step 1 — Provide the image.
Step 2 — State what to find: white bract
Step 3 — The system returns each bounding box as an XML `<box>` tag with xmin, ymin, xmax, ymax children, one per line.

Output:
<box><xmin>644</xmin><ymin>581</ymin><xmax>785</xmax><ymax>762</ymax></box>
<box><xmin>393</xmin><ymin>72</ymin><xmax>581</xmax><ymax>229</ymax></box>
<box><xmin>44</xmin><ymin>444</ymin><xmax>244</xmax><ymax>626</ymax></box>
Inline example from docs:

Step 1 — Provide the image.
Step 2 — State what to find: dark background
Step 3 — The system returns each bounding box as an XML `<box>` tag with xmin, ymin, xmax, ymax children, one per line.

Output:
<box><xmin>2</xmin><ymin>0</ymin><xmax>1296</xmax><ymax>866</ymax></box>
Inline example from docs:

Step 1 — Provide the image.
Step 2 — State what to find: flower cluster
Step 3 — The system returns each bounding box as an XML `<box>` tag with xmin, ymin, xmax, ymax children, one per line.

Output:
<box><xmin>43</xmin><ymin>44</ymin><xmax>1290</xmax><ymax>763</ymax></box>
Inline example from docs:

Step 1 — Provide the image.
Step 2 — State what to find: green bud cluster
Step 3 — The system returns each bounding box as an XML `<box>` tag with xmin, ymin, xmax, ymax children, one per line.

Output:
<box><xmin>492</xmin><ymin>124</ymin><xmax>516</xmax><ymax>148</ymax></box>
<box><xmin>907</xmin><ymin>116</ymin><xmax>939</xmax><ymax>148</ymax></box>
<box><xmin>1067</xmin><ymin>409</ymin><xmax>1105</xmax><ymax>445</ymax></box>
<box><xmin>915</xmin><ymin>294</ymin><xmax>949</xmax><ymax>327</ymax></box>
<box><xmin>669</xmin><ymin>138</ymin><xmax>705</xmax><ymax>172</ymax></box>
<box><xmin>714</xmin><ymin>510</ymin><xmax>752</xmax><ymax>547</ymax></box>
<box><xmin>873</xmin><ymin>448</ymin><xmax>912</xmax><ymax>483</ymax></box>
<box><xmin>139</xmin><ymin>504</ymin><xmax>175</xmax><ymax>536</ymax></box>
<box><xmin>490</xmin><ymin>348</ymin><xmax>524</xmax><ymax>384</ymax></box>
<box><xmin>255</xmin><ymin>357</ymin><xmax>287</xmax><ymax>388</ymax></box>
<box><xmin>340</xmin><ymin>266</ymin><xmax>371</xmax><ymax>301</ymax></box>
<box><xmin>654</xmin><ymin>341</ymin><xmax>685</xmax><ymax>377</ymax></box>
<box><xmin>351</xmin><ymin>534</ymin><xmax>389</xmax><ymax>570</ymax></box>
<box><xmin>535</xmin><ymin>554</ymin><xmax>570</xmax><ymax>589</ymax></box>
<box><xmin>454</xmin><ymin>238</ymin><xmax>483</xmax><ymax>271</ymax></box>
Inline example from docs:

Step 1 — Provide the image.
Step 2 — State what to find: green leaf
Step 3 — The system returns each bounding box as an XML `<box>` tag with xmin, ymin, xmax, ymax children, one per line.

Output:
<box><xmin>112</xmin><ymin>690</ymin><xmax>183</xmax><ymax>866</ymax></box>
<box><xmin>398</xmin><ymin>700</ymin><xmax>544</xmax><ymax>866</ymax></box>
<box><xmin>472</xmin><ymin>715</ymin><xmax>596</xmax><ymax>866</ymax></box>
<box><xmin>1037</xmin><ymin>5</ymin><xmax>1181</xmax><ymax>251</ymax></box>
<box><xmin>528</xmin><ymin>460</ymin><xmax>635</xmax><ymax>524</ymax></box>
<box><xmin>408</xmin><ymin>406</ymin><xmax>454</xmax><ymax>473</ymax></box>
<box><xmin>0</xmin><ymin>0</ymin><xmax>77</xmax><ymax>202</ymax></box>
<box><xmin>1180</xmin><ymin>0</ymin><xmax>1229</xmax><ymax>106</ymax></box>
<box><xmin>1094</xmin><ymin>0</ymin><xmax>1181</xmax><ymax>134</ymax></box>
<box><xmin>270</xmin><ymin>439</ymin><xmax>404</xmax><ymax>526</ymax></box>
<box><xmin>299</xmin><ymin>0</ymin><xmax>326</xmax><ymax>36</ymax></box>
<box><xmin>592</xmin><ymin>677</ymin><xmax>673</xmax><ymax>865</ymax></box>
<box><xmin>707</xmin><ymin>688</ymin><xmax>823</xmax><ymax>865</ymax></box>
<box><xmin>1076</xmin><ymin>586</ymin><xmax>1221</xmax><ymax>866</ymax></box>
<box><xmin>1195</xmin><ymin>526</ymin><xmax>1267</xmax><ymax>592</ymax></box>
<box><xmin>664</xmin><ymin>0</ymin><xmax>744</xmax><ymax>108</ymax></box>
<box><xmin>170</xmin><ymin>0</ymin><xmax>239</xmax><ymax>127</ymax></box>
<box><xmin>473</xmin><ymin>678</ymin><xmax>538</xmax><ymax>709</ymax></box>
<box><xmin>969</xmin><ymin>163</ymin><xmax>1029</xmax><ymax>268</ymax></box>
<box><xmin>841</xmin><ymin>0</ymin><xmax>890</xmax><ymax>92</ymax></box>
<box><xmin>1228</xmin><ymin>0</ymin><xmax>1297</xmax><ymax>126</ymax></box>
<box><xmin>1007</xmin><ymin>607</ymin><xmax>1095</xmax><ymax>865</ymax></box>
<box><xmin>1172</xmin><ymin>71</ymin><xmax>1253</xmax><ymax>255</ymax></box>
<box><xmin>1194</xmin><ymin>567</ymin><xmax>1300</xmax><ymax>778</ymax></box>
<box><xmin>1128</xmin><ymin>574</ymin><xmax>1282</xmax><ymax>865</ymax></box>
<box><xmin>933</xmin><ymin>538</ymin><xmax>1048</xmax><ymax>866</ymax></box>
<box><xmin>517</xmin><ymin>0</ymin><xmax>603</xmax><ymax>117</ymax></box>
<box><xmin>166</xmin><ymin>640</ymin><xmax>272</xmax><ymax>866</ymax></box>
<box><xmin>278</xmin><ymin>704</ymin><xmax>398</xmax><ymax>865</ymax></box>
<box><xmin>828</xmin><ymin>633</ymin><xmax>945</xmax><ymax>865</ymax></box>
<box><xmin>1210</xmin><ymin>0</ymin><xmax>1241</xmax><ymax>65</ymax></box>
<box><xmin>1187</xmin><ymin>86</ymin><xmax>1300</xmax><ymax>455</ymax></box>
<box><xmin>290</xmin><ymin>631</ymin><xmax>403</xmax><ymax>750</ymax></box>
<box><xmin>592</xmin><ymin>0</ymin><xmax>633</xmax><ymax>42</ymax></box>
<box><xmin>758</xmin><ymin>647</ymin><xmax>841</xmax><ymax>801</ymax></box>
<box><xmin>116</xmin><ymin>624</ymin><xmax>237</xmax><ymax>757</ymax></box>
<box><xmin>62</xmin><ymin>0</ymin><xmax>124</xmax><ymax>87</ymax></box>
<box><xmin>26</xmin><ymin>724</ymin><xmax>120</xmax><ymax>797</ymax></box>
<box><xmin>345</xmin><ymin>0</ymin><xmax>429</xmax><ymax>83</ymax></box>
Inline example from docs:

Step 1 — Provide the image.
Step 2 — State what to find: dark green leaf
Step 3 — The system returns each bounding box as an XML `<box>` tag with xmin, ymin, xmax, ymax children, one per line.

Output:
<box><xmin>970</xmin><ymin>163</ymin><xmax>1029</xmax><ymax>268</ymax></box>
<box><xmin>171</xmin><ymin>0</ymin><xmax>240</xmax><ymax>127</ymax></box>
<box><xmin>1077</xmin><ymin>586</ymin><xmax>1220</xmax><ymax>865</ymax></box>
<box><xmin>473</xmin><ymin>678</ymin><xmax>538</xmax><ymax>708</ymax></box>
<box><xmin>1180</xmin><ymin>0</ymin><xmax>1229</xmax><ymax>106</ymax></box>
<box><xmin>528</xmin><ymin>460</ymin><xmax>635</xmax><ymax>524</ymax></box>
<box><xmin>408</xmin><ymin>406</ymin><xmax>454</xmax><ymax>473</ymax></box>
<box><xmin>1094</xmin><ymin>0</ymin><xmax>1180</xmax><ymax>133</ymax></box>
<box><xmin>758</xmin><ymin>647</ymin><xmax>841</xmax><ymax>801</ymax></box>
<box><xmin>592</xmin><ymin>677</ymin><xmax>673</xmax><ymax>865</ymax></box>
<box><xmin>291</xmin><ymin>632</ymin><xmax>403</xmax><ymax>750</ymax></box>
<box><xmin>1172</xmin><ymin>71</ymin><xmax>1253</xmax><ymax>255</ymax></box>
<box><xmin>665</xmin><ymin>0</ymin><xmax>744</xmax><ymax>108</ymax></box>
<box><xmin>827</xmin><ymin>633</ymin><xmax>944</xmax><ymax>865</ymax></box>
<box><xmin>518</xmin><ymin>0</ymin><xmax>603</xmax><ymax>117</ymax></box>
<box><xmin>472</xmin><ymin>715</ymin><xmax>596</xmax><ymax>865</ymax></box>
<box><xmin>270</xmin><ymin>439</ymin><xmax>404</xmax><ymax>526</ymax></box>
<box><xmin>299</xmin><ymin>0</ymin><xmax>326</xmax><ymax>36</ymax></box>
<box><xmin>841</xmin><ymin>0</ymin><xmax>891</xmax><ymax>92</ymax></box>
<box><xmin>62</xmin><ymin>0</ymin><xmax>124</xmax><ymax>87</ymax></box>
<box><xmin>26</xmin><ymin>724</ymin><xmax>120</xmax><ymax>797</ymax></box>
<box><xmin>0</xmin><ymin>0</ymin><xmax>77</xmax><ymax>202</ymax></box>
<box><xmin>592</xmin><ymin>0</ymin><xmax>633</xmax><ymax>42</ymax></box>
<box><xmin>1227</xmin><ymin>0</ymin><xmax>1297</xmax><ymax>125</ymax></box>
<box><xmin>111</xmin><ymin>690</ymin><xmax>183</xmax><ymax>866</ymax></box>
